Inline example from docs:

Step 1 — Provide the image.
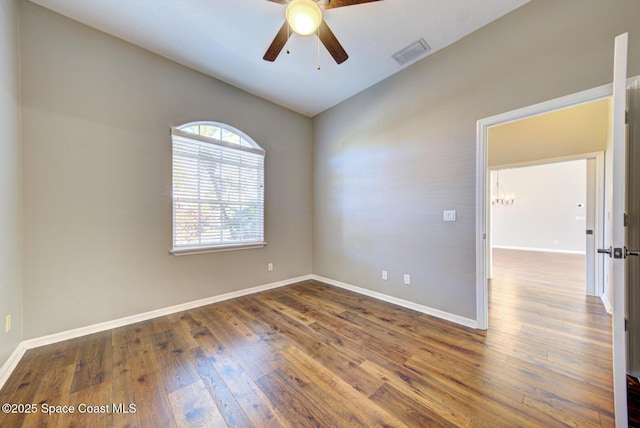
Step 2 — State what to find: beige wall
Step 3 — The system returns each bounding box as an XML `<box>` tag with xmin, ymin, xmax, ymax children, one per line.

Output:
<box><xmin>313</xmin><ymin>0</ymin><xmax>640</xmax><ymax>320</ymax></box>
<box><xmin>489</xmin><ymin>98</ymin><xmax>610</xmax><ymax>167</ymax></box>
<box><xmin>20</xmin><ymin>2</ymin><xmax>313</xmax><ymax>339</ymax></box>
<box><xmin>0</xmin><ymin>0</ymin><xmax>22</xmax><ymax>367</ymax></box>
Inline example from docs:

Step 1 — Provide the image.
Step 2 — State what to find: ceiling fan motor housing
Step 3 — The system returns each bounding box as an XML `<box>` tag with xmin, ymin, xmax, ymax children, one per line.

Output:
<box><xmin>286</xmin><ymin>0</ymin><xmax>323</xmax><ymax>35</ymax></box>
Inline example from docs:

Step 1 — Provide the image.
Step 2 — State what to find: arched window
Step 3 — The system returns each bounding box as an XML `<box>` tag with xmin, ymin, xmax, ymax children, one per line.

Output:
<box><xmin>170</xmin><ymin>121</ymin><xmax>265</xmax><ymax>254</ymax></box>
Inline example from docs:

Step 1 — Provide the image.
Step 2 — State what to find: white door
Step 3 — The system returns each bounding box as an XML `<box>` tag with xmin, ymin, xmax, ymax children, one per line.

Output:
<box><xmin>603</xmin><ymin>32</ymin><xmax>630</xmax><ymax>428</ymax></box>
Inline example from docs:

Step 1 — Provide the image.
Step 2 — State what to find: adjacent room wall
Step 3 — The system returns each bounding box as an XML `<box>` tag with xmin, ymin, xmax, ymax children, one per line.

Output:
<box><xmin>313</xmin><ymin>0</ymin><xmax>640</xmax><ymax>321</ymax></box>
<box><xmin>20</xmin><ymin>2</ymin><xmax>313</xmax><ymax>339</ymax></box>
<box><xmin>491</xmin><ymin>161</ymin><xmax>587</xmax><ymax>254</ymax></box>
<box><xmin>0</xmin><ymin>0</ymin><xmax>23</xmax><ymax>367</ymax></box>
<box><xmin>488</xmin><ymin>98</ymin><xmax>610</xmax><ymax>168</ymax></box>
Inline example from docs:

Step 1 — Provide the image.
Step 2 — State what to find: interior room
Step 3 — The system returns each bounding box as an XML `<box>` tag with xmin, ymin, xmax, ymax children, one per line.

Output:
<box><xmin>491</xmin><ymin>161</ymin><xmax>588</xmax><ymax>254</ymax></box>
<box><xmin>489</xmin><ymin>160</ymin><xmax>590</xmax><ymax>299</ymax></box>
<box><xmin>1</xmin><ymin>0</ymin><xmax>639</xmax><ymax>426</ymax></box>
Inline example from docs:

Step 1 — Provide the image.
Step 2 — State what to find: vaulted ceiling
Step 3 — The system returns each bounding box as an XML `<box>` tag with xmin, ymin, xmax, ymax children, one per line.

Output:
<box><xmin>29</xmin><ymin>0</ymin><xmax>531</xmax><ymax>116</ymax></box>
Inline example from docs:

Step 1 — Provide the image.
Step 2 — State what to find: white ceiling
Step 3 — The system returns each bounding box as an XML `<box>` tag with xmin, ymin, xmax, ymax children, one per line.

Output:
<box><xmin>29</xmin><ymin>0</ymin><xmax>531</xmax><ymax>117</ymax></box>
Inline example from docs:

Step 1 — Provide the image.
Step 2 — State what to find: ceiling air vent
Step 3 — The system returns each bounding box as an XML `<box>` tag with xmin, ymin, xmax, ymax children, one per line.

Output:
<box><xmin>392</xmin><ymin>38</ymin><xmax>431</xmax><ymax>66</ymax></box>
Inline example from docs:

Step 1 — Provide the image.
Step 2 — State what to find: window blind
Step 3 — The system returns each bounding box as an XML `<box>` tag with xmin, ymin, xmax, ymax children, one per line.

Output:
<box><xmin>171</xmin><ymin>128</ymin><xmax>265</xmax><ymax>254</ymax></box>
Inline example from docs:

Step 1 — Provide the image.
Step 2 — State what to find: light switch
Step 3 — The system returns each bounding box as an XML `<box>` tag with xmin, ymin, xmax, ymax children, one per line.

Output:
<box><xmin>443</xmin><ymin>210</ymin><xmax>456</xmax><ymax>222</ymax></box>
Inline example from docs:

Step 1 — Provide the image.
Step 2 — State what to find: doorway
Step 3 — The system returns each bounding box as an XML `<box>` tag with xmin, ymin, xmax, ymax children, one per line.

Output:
<box><xmin>488</xmin><ymin>156</ymin><xmax>604</xmax><ymax>298</ymax></box>
<box><xmin>490</xmin><ymin>159</ymin><xmax>588</xmax><ymax>285</ymax></box>
<box><xmin>477</xmin><ymin>36</ymin><xmax>635</xmax><ymax>427</ymax></box>
<box><xmin>477</xmin><ymin>87</ymin><xmax>616</xmax><ymax>424</ymax></box>
<box><xmin>475</xmin><ymin>84</ymin><xmax>614</xmax><ymax>330</ymax></box>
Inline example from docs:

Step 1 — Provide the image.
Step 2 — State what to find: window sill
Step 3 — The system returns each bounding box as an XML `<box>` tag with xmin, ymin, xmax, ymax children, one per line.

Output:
<box><xmin>170</xmin><ymin>242</ymin><xmax>266</xmax><ymax>256</ymax></box>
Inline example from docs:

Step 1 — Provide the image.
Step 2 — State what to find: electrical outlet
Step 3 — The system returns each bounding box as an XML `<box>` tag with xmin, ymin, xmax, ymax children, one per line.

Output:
<box><xmin>268</xmin><ymin>263</ymin><xmax>273</xmax><ymax>272</ymax></box>
<box><xmin>403</xmin><ymin>274</ymin><xmax>411</xmax><ymax>285</ymax></box>
<box><xmin>5</xmin><ymin>315</ymin><xmax>11</xmax><ymax>333</ymax></box>
<box><xmin>382</xmin><ymin>270</ymin><xmax>388</xmax><ymax>280</ymax></box>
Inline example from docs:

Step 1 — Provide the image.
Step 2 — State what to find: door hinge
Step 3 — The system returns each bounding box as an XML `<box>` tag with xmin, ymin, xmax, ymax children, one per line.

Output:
<box><xmin>625</xmin><ymin>213</ymin><xmax>628</xmax><ymax>227</ymax></box>
<box><xmin>626</xmin><ymin>110</ymin><xmax>629</xmax><ymax>125</ymax></box>
<box><xmin>626</xmin><ymin>317</ymin><xmax>628</xmax><ymax>331</ymax></box>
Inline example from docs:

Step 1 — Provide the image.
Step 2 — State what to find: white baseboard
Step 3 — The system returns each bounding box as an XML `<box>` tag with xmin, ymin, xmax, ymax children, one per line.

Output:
<box><xmin>601</xmin><ymin>293</ymin><xmax>612</xmax><ymax>314</ymax></box>
<box><xmin>0</xmin><ymin>343</ymin><xmax>27</xmax><ymax>392</ymax></box>
<box><xmin>0</xmin><ymin>274</ymin><xmax>311</xmax><ymax>391</ymax></box>
<box><xmin>492</xmin><ymin>245</ymin><xmax>586</xmax><ymax>255</ymax></box>
<box><xmin>2</xmin><ymin>272</ymin><xmax>477</xmax><ymax>391</ymax></box>
<box><xmin>23</xmin><ymin>274</ymin><xmax>312</xmax><ymax>350</ymax></box>
<box><xmin>311</xmin><ymin>275</ymin><xmax>478</xmax><ymax>329</ymax></box>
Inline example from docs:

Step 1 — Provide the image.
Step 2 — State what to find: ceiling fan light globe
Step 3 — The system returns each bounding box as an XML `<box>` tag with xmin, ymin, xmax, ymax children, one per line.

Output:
<box><xmin>286</xmin><ymin>0</ymin><xmax>322</xmax><ymax>36</ymax></box>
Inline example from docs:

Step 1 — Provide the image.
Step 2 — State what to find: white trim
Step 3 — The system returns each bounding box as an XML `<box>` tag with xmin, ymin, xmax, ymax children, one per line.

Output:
<box><xmin>170</xmin><ymin>242</ymin><xmax>267</xmax><ymax>256</ymax></box>
<box><xmin>492</xmin><ymin>245</ymin><xmax>586</xmax><ymax>255</ymax></box>
<box><xmin>312</xmin><ymin>275</ymin><xmax>478</xmax><ymax>329</ymax></box>
<box><xmin>0</xmin><ymin>343</ymin><xmax>27</xmax><ymax>391</ymax></box>
<box><xmin>602</xmin><ymin>292</ymin><xmax>613</xmax><ymax>315</ymax></box>
<box><xmin>476</xmin><ymin>82</ymin><xmax>618</xmax><ymax>331</ymax></box>
<box><xmin>171</xmin><ymin>127</ymin><xmax>265</xmax><ymax>155</ymax></box>
<box><xmin>22</xmin><ymin>275</ymin><xmax>311</xmax><ymax>350</ymax></box>
<box><xmin>479</xmin><ymin>85</ymin><xmax>613</xmax><ymax>129</ymax></box>
<box><xmin>476</xmin><ymin>117</ymin><xmax>489</xmax><ymax>329</ymax></box>
<box><xmin>593</xmin><ymin>152</ymin><xmax>606</xmax><ymax>297</ymax></box>
<box><xmin>489</xmin><ymin>151</ymin><xmax>606</xmax><ymax>170</ymax></box>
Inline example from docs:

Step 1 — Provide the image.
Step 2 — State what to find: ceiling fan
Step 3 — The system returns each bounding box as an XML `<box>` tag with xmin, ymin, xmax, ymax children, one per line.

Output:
<box><xmin>263</xmin><ymin>0</ymin><xmax>382</xmax><ymax>65</ymax></box>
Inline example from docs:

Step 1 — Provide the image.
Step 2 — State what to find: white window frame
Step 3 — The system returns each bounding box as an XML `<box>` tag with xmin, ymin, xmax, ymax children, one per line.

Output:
<box><xmin>170</xmin><ymin>122</ymin><xmax>266</xmax><ymax>255</ymax></box>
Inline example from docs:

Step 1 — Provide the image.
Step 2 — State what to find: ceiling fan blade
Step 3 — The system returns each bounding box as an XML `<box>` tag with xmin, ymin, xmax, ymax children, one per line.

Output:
<box><xmin>318</xmin><ymin>21</ymin><xmax>348</xmax><ymax>64</ymax></box>
<box><xmin>263</xmin><ymin>21</ymin><xmax>291</xmax><ymax>62</ymax></box>
<box><xmin>265</xmin><ymin>0</ymin><xmax>288</xmax><ymax>4</ymax></box>
<box><xmin>321</xmin><ymin>0</ymin><xmax>381</xmax><ymax>10</ymax></box>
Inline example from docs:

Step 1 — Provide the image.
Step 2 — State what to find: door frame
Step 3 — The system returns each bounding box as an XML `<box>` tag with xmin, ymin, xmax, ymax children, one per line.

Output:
<box><xmin>475</xmin><ymin>83</ymin><xmax>613</xmax><ymax>330</ymax></box>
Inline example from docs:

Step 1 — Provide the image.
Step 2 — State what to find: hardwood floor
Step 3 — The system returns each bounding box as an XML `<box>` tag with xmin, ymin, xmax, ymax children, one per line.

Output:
<box><xmin>0</xmin><ymin>249</ymin><xmax>614</xmax><ymax>427</ymax></box>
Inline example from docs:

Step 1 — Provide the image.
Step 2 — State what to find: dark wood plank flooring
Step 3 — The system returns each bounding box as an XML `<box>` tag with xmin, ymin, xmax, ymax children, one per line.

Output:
<box><xmin>0</xmin><ymin>249</ymin><xmax>614</xmax><ymax>426</ymax></box>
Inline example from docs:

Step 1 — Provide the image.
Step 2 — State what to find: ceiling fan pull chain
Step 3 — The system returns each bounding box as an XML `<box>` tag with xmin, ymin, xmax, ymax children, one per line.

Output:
<box><xmin>286</xmin><ymin>24</ymin><xmax>291</xmax><ymax>54</ymax></box>
<box><xmin>317</xmin><ymin>26</ymin><xmax>321</xmax><ymax>70</ymax></box>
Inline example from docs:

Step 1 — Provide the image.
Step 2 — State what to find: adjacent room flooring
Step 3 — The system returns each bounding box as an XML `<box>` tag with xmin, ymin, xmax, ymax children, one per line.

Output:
<box><xmin>0</xmin><ymin>249</ymin><xmax>614</xmax><ymax>427</ymax></box>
